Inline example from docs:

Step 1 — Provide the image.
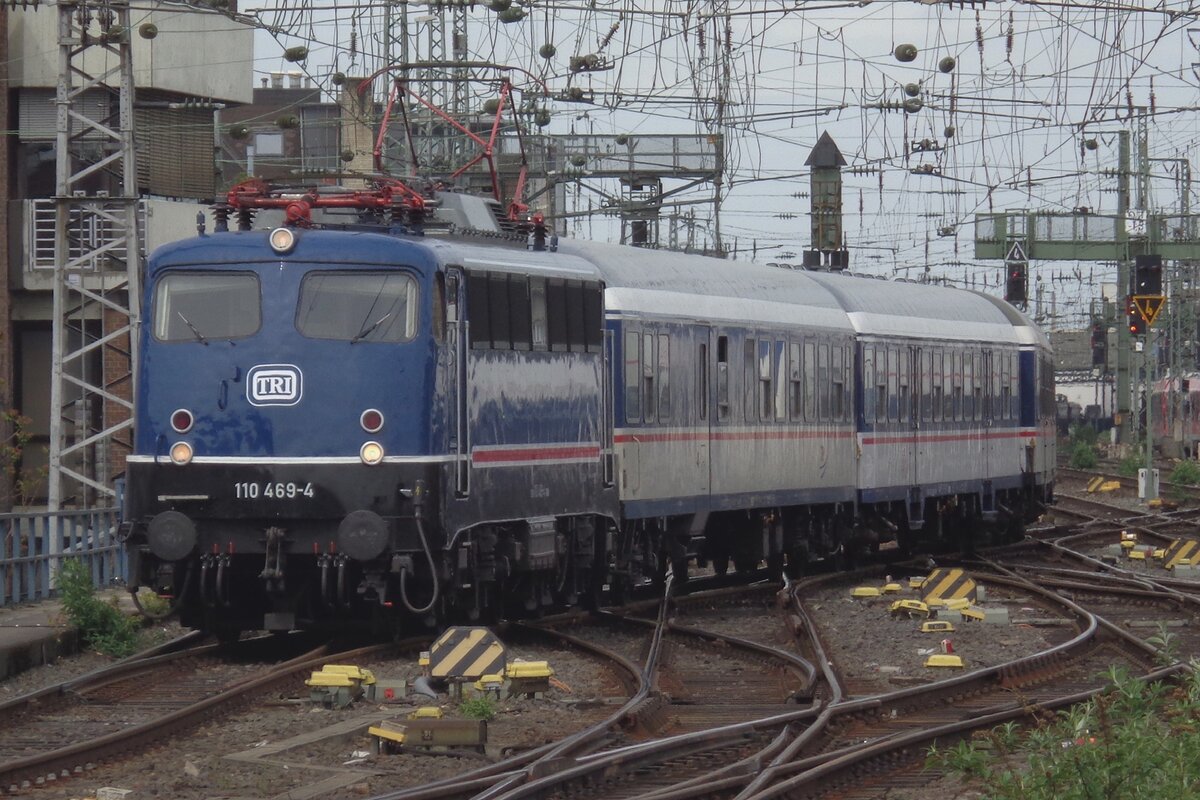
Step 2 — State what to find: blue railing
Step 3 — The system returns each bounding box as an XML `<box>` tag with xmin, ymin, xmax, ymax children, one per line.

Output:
<box><xmin>0</xmin><ymin>509</ymin><xmax>127</xmax><ymax>606</ymax></box>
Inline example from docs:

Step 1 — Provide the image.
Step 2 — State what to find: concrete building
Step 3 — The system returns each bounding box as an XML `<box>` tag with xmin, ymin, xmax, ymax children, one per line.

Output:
<box><xmin>2</xmin><ymin>2</ymin><xmax>254</xmax><ymax>504</ymax></box>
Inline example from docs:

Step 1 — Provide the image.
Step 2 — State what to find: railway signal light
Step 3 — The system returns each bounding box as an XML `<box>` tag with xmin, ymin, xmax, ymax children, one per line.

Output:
<box><xmin>1005</xmin><ymin>262</ymin><xmax>1027</xmax><ymax>304</ymax></box>
<box><xmin>1134</xmin><ymin>254</ymin><xmax>1163</xmax><ymax>295</ymax></box>
<box><xmin>1127</xmin><ymin>296</ymin><xmax>1146</xmax><ymax>336</ymax></box>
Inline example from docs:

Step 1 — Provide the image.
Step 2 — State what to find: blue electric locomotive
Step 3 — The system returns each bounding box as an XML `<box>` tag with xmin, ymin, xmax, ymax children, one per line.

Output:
<box><xmin>122</xmin><ymin>182</ymin><xmax>1054</xmax><ymax>635</ymax></box>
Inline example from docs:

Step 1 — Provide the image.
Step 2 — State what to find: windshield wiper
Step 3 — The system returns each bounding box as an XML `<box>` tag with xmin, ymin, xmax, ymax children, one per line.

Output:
<box><xmin>177</xmin><ymin>311</ymin><xmax>209</xmax><ymax>345</ymax></box>
<box><xmin>350</xmin><ymin>312</ymin><xmax>392</xmax><ymax>344</ymax></box>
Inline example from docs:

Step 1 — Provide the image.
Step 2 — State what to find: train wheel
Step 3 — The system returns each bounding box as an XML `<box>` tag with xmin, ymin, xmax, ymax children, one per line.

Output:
<box><xmin>213</xmin><ymin>624</ymin><xmax>242</xmax><ymax>645</ymax></box>
<box><xmin>711</xmin><ymin>554</ymin><xmax>729</xmax><ymax>576</ymax></box>
<box><xmin>734</xmin><ymin>557</ymin><xmax>759</xmax><ymax>573</ymax></box>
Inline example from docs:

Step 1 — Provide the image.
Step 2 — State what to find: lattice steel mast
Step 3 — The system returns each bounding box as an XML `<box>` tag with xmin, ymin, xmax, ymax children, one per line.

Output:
<box><xmin>49</xmin><ymin>0</ymin><xmax>141</xmax><ymax>510</ymax></box>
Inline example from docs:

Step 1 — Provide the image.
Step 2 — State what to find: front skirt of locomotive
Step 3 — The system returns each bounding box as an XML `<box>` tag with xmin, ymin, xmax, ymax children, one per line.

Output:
<box><xmin>123</xmin><ymin>459</ymin><xmax>442</xmax><ymax>632</ymax></box>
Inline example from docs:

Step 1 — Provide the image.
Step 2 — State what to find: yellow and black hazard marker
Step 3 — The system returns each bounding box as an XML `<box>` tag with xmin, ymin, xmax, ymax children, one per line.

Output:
<box><xmin>429</xmin><ymin>626</ymin><xmax>507</xmax><ymax>679</ymax></box>
<box><xmin>918</xmin><ymin>568</ymin><xmax>977</xmax><ymax>606</ymax></box>
<box><xmin>1163</xmin><ymin>539</ymin><xmax>1200</xmax><ymax>570</ymax></box>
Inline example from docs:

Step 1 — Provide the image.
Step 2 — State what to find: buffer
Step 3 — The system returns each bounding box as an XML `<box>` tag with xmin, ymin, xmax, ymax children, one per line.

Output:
<box><xmin>918</xmin><ymin>568</ymin><xmax>978</xmax><ymax>606</ymax></box>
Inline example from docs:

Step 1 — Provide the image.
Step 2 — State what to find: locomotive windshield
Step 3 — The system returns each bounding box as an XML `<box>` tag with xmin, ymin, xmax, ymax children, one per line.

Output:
<box><xmin>296</xmin><ymin>271</ymin><xmax>418</xmax><ymax>342</ymax></box>
<box><xmin>153</xmin><ymin>272</ymin><xmax>261</xmax><ymax>342</ymax></box>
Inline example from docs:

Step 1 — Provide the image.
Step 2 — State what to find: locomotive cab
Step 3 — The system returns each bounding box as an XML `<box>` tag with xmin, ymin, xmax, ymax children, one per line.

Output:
<box><xmin>125</xmin><ymin>227</ymin><xmax>448</xmax><ymax>635</ymax></box>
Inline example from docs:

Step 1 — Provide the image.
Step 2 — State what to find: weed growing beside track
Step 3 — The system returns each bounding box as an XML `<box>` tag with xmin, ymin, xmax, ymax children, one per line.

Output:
<box><xmin>930</xmin><ymin>661</ymin><xmax>1200</xmax><ymax>798</ymax></box>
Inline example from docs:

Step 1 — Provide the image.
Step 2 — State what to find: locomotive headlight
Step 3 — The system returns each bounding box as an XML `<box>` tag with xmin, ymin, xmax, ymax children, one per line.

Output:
<box><xmin>269</xmin><ymin>227</ymin><xmax>296</xmax><ymax>254</ymax></box>
<box><xmin>169</xmin><ymin>441</ymin><xmax>194</xmax><ymax>465</ymax></box>
<box><xmin>360</xmin><ymin>441</ymin><xmax>385</xmax><ymax>465</ymax></box>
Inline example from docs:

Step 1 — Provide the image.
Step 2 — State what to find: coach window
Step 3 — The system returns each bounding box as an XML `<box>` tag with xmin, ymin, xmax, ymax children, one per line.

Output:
<box><xmin>998</xmin><ymin>352</ymin><xmax>1008</xmax><ymax>422</ymax></box>
<box><xmin>962</xmin><ymin>351</ymin><xmax>973</xmax><ymax>421</ymax></box>
<box><xmin>658</xmin><ymin>334</ymin><xmax>671</xmax><ymax>421</ymax></box>
<box><xmin>787</xmin><ymin>343</ymin><xmax>796</xmax><ymax>422</ymax></box>
<box><xmin>804</xmin><ymin>340</ymin><xmax>816</xmax><ymax>422</ymax></box>
<box><xmin>717</xmin><ymin>335</ymin><xmax>730</xmax><ymax>420</ymax></box>
<box><xmin>942</xmin><ymin>351</ymin><xmax>953</xmax><ymax>421</ymax></box>
<box><xmin>759</xmin><ymin>339</ymin><xmax>773</xmax><ymax>420</ymax></box>
<box><xmin>817</xmin><ymin>342</ymin><xmax>830</xmax><ymax>421</ymax></box>
<box><xmin>699</xmin><ymin>343</ymin><xmax>709</xmax><ymax>421</ymax></box>
<box><xmin>861</xmin><ymin>346</ymin><xmax>873</xmax><ymax>422</ymax></box>
<box><xmin>876</xmin><ymin>347</ymin><xmax>888</xmax><ymax>422</ymax></box>
<box><xmin>643</xmin><ymin>333</ymin><xmax>658</xmax><ymax>421</ymax></box>
<box><xmin>932</xmin><ymin>349</ymin><xmax>943</xmax><ymax>422</ymax></box>
<box><xmin>898</xmin><ymin>350</ymin><xmax>910</xmax><ymax>424</ymax></box>
<box><xmin>296</xmin><ymin>271</ymin><xmax>416</xmax><ymax>342</ymax></box>
<box><xmin>991</xmin><ymin>351</ymin><xmax>1002</xmax><ymax>420</ymax></box>
<box><xmin>920</xmin><ymin>350</ymin><xmax>932</xmax><ymax>421</ymax></box>
<box><xmin>789</xmin><ymin>342</ymin><xmax>803</xmax><ymax>421</ymax></box>
<box><xmin>955</xmin><ymin>352</ymin><xmax>964</xmax><ymax>422</ymax></box>
<box><xmin>530</xmin><ymin>278</ymin><xmax>548</xmax><ymax>349</ymax></box>
<box><xmin>973</xmin><ymin>352</ymin><xmax>984</xmax><ymax>421</ymax></box>
<box><xmin>774</xmin><ymin>341</ymin><xmax>787</xmax><ymax>422</ymax></box>
<box><xmin>155</xmin><ymin>271</ymin><xmax>261</xmax><ymax>342</ymax></box>
<box><xmin>744</xmin><ymin>338</ymin><xmax>757</xmax><ymax>423</ymax></box>
<box><xmin>886</xmin><ymin>347</ymin><xmax>898</xmax><ymax>422</ymax></box>
<box><xmin>832</xmin><ymin>345</ymin><xmax>846</xmax><ymax>421</ymax></box>
<box><xmin>625</xmin><ymin>330</ymin><xmax>641</xmax><ymax>422</ymax></box>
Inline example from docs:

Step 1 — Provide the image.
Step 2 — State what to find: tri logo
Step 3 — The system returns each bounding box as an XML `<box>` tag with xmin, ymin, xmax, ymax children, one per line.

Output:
<box><xmin>247</xmin><ymin>364</ymin><xmax>303</xmax><ymax>406</ymax></box>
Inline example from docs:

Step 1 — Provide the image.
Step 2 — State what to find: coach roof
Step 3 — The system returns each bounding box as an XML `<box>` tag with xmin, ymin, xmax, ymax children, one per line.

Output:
<box><xmin>805</xmin><ymin>270</ymin><xmax>1023</xmax><ymax>344</ymax></box>
<box><xmin>558</xmin><ymin>240</ymin><xmax>854</xmax><ymax>331</ymax></box>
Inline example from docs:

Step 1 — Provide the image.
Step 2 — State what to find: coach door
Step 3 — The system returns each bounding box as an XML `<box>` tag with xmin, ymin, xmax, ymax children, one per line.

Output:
<box><xmin>982</xmin><ymin>349</ymin><xmax>995</xmax><ymax>483</ymax></box>
<box><xmin>908</xmin><ymin>345</ymin><xmax>922</xmax><ymax>488</ymax></box>
<box><xmin>446</xmin><ymin>268</ymin><xmax>470</xmax><ymax>496</ymax></box>
<box><xmin>695</xmin><ymin>328</ymin><xmax>712</xmax><ymax>499</ymax></box>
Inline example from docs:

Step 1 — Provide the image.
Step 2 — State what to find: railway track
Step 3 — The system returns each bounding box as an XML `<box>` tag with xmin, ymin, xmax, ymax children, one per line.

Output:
<box><xmin>0</xmin><ymin>633</ymin><xmax>424</xmax><ymax>794</ymax></box>
<box><xmin>11</xmin><ymin>485</ymin><xmax>1193</xmax><ymax>800</ymax></box>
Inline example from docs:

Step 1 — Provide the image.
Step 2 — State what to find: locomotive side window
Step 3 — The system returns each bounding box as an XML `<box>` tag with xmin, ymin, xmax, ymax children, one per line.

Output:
<box><xmin>584</xmin><ymin>285</ymin><xmax>604</xmax><ymax>353</ymax></box>
<box><xmin>468</xmin><ymin>273</ymin><xmax>491</xmax><ymax>348</ymax></box>
<box><xmin>154</xmin><ymin>272</ymin><xmax>261</xmax><ymax>342</ymax></box>
<box><xmin>566</xmin><ymin>282</ymin><xmax>586</xmax><ymax>352</ymax></box>
<box><xmin>530</xmin><ymin>279</ymin><xmax>548</xmax><ymax>349</ymax></box>
<box><xmin>488</xmin><ymin>273</ymin><xmax>511</xmax><ymax>349</ymax></box>
<box><xmin>546</xmin><ymin>280</ymin><xmax>569</xmax><ymax>350</ymax></box>
<box><xmin>296</xmin><ymin>271</ymin><xmax>416</xmax><ymax>343</ymax></box>
<box><xmin>625</xmin><ymin>330</ymin><xmax>641</xmax><ymax>422</ymax></box>
<box><xmin>508</xmin><ymin>276</ymin><xmax>532</xmax><ymax>350</ymax></box>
